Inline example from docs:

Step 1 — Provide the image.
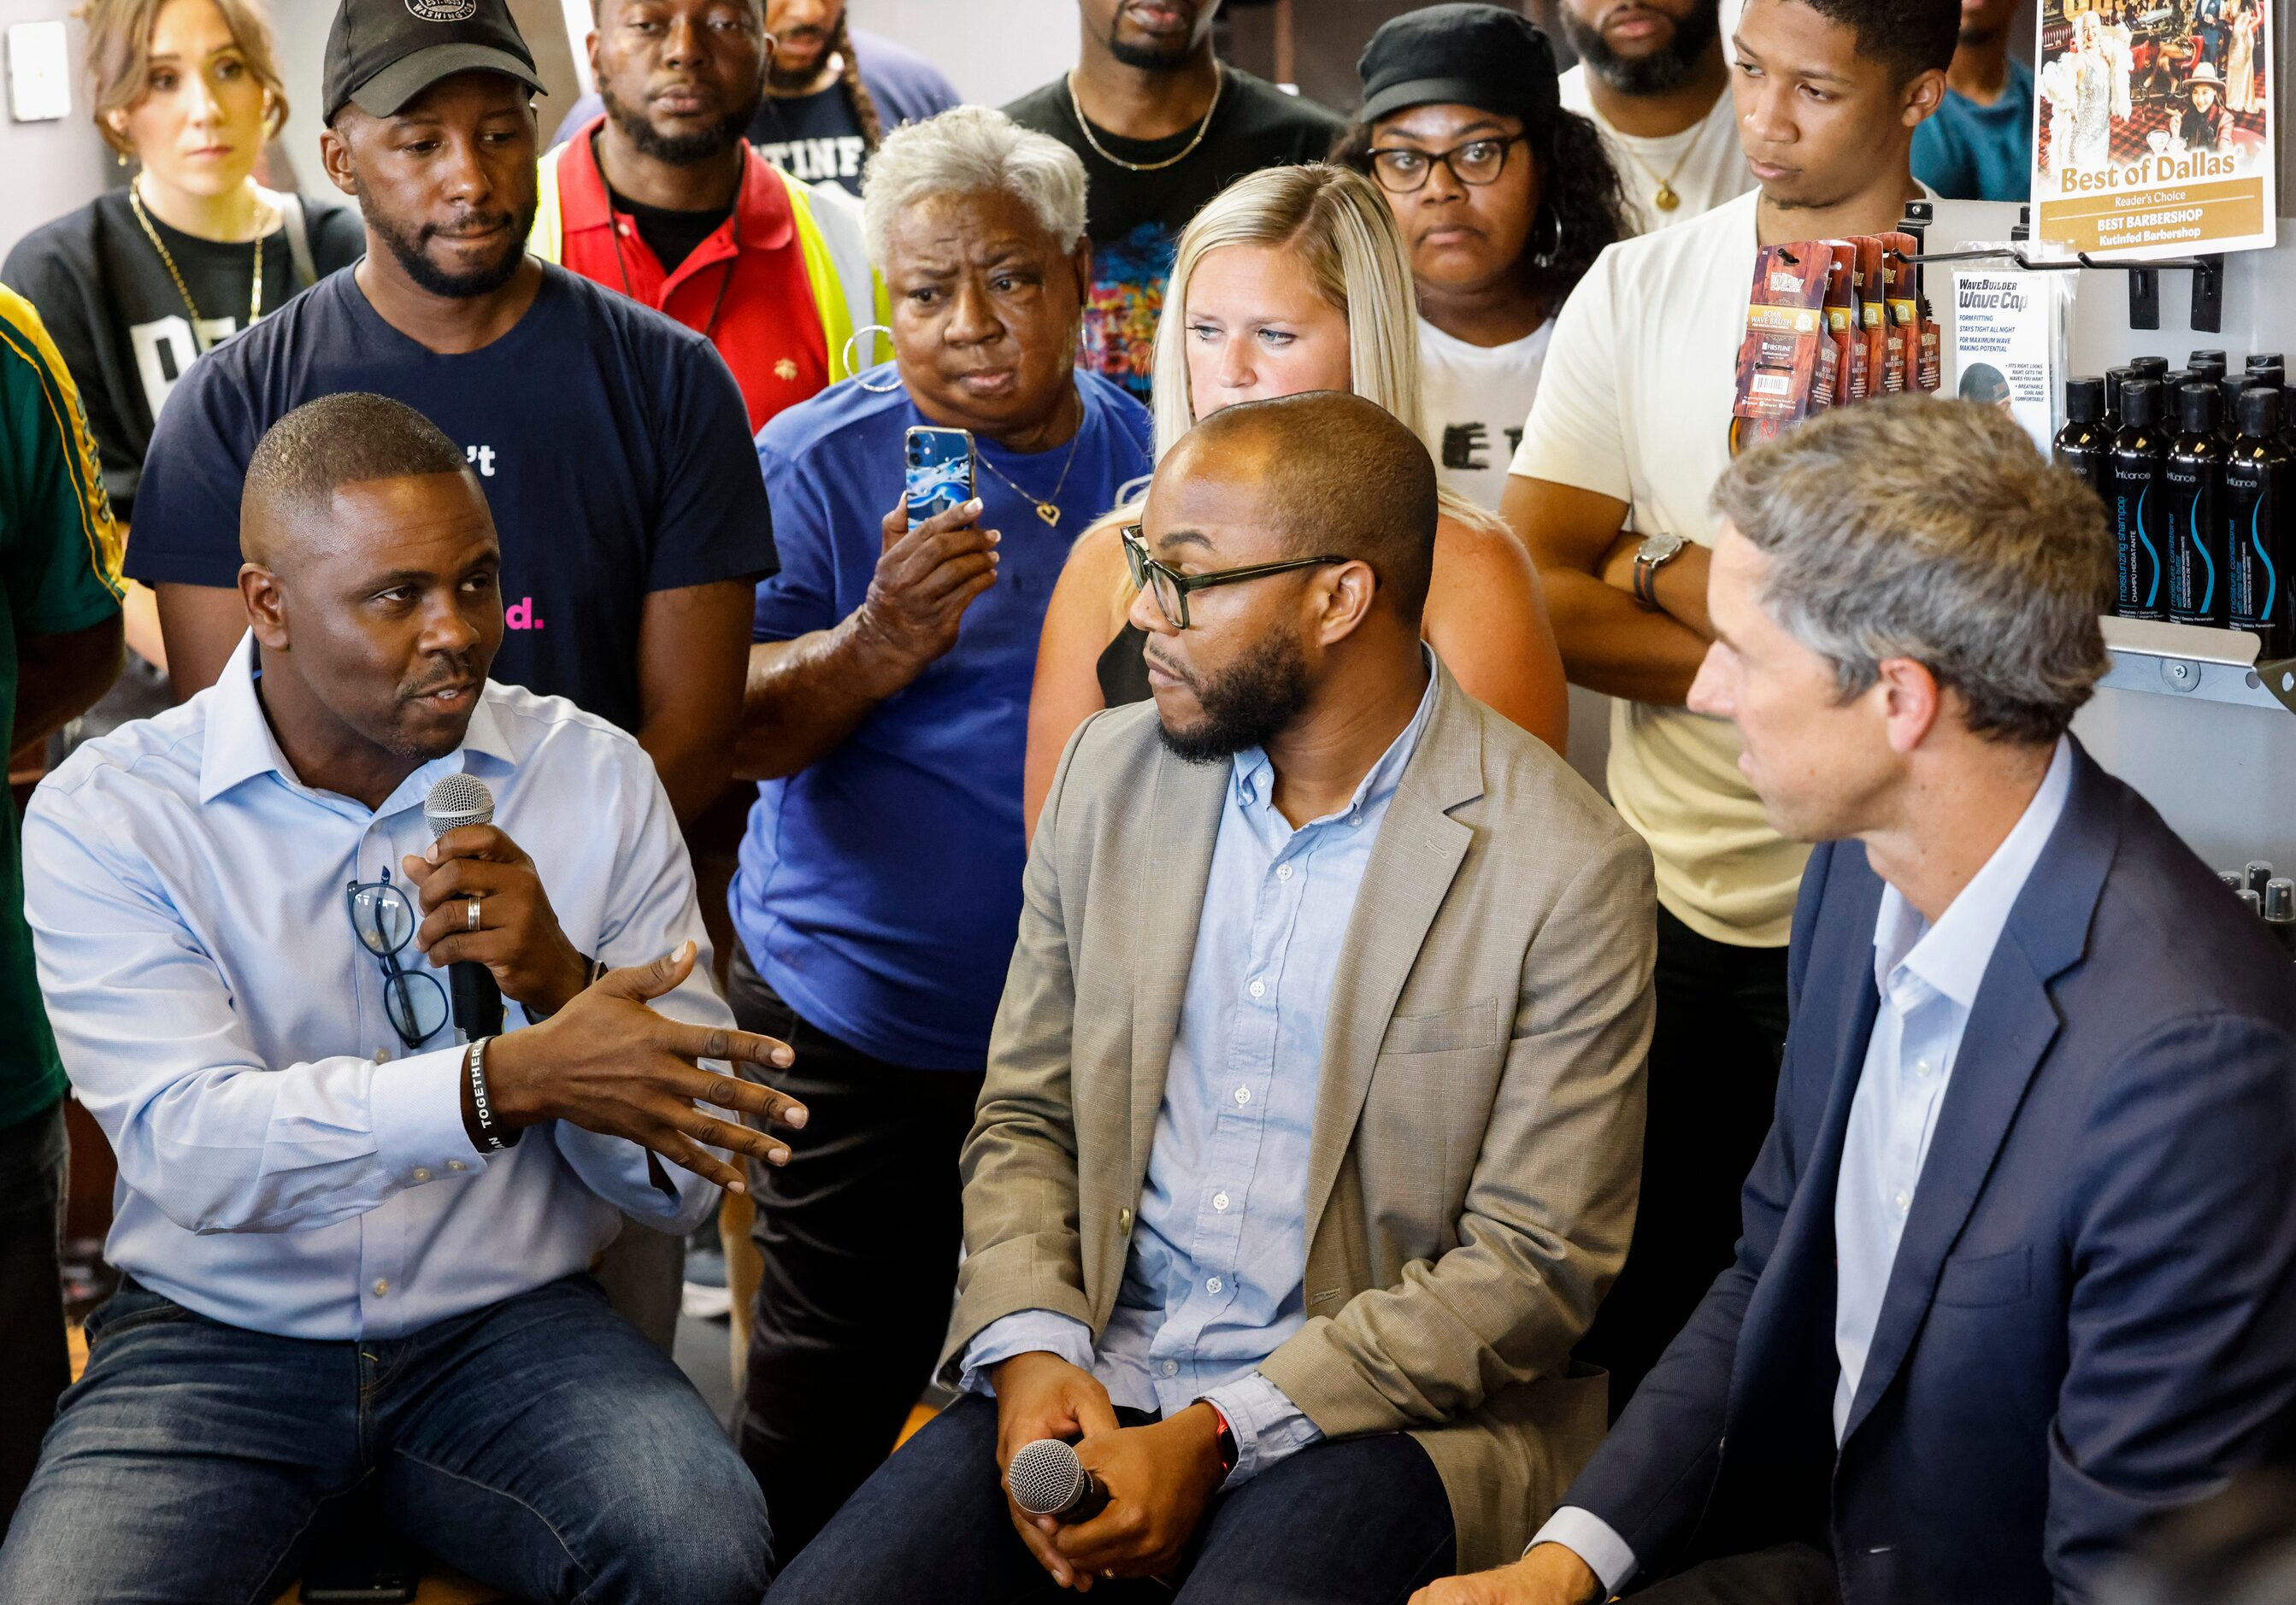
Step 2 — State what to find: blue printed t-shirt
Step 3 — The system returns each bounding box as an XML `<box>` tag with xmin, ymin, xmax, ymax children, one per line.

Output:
<box><xmin>736</xmin><ymin>366</ymin><xmax>1153</xmax><ymax>1069</ymax></box>
<box><xmin>1912</xmin><ymin>58</ymin><xmax>2036</xmax><ymax>203</ymax></box>
<box><xmin>1004</xmin><ymin>69</ymin><xmax>1345</xmax><ymax>405</ymax></box>
<box><xmin>126</xmin><ymin>262</ymin><xmax>774</xmax><ymax>732</ymax></box>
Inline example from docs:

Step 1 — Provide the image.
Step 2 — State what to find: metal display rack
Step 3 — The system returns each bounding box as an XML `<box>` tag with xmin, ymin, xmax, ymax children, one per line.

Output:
<box><xmin>2099</xmin><ymin>618</ymin><xmax>2296</xmax><ymax>714</ymax></box>
<box><xmin>1893</xmin><ymin>203</ymin><xmax>2228</xmax><ymax>332</ymax></box>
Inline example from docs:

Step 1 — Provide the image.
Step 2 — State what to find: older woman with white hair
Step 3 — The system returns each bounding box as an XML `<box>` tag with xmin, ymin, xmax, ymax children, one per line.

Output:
<box><xmin>724</xmin><ymin>104</ymin><xmax>1153</xmax><ymax>1558</ymax></box>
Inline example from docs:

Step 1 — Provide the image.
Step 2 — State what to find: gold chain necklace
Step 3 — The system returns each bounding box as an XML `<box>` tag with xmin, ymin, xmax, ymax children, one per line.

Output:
<box><xmin>1066</xmin><ymin>63</ymin><xmax>1224</xmax><ymax>173</ymax></box>
<box><xmin>1617</xmin><ymin>134</ymin><xmax>1693</xmax><ymax>214</ymax></box>
<box><xmin>129</xmin><ymin>180</ymin><xmax>265</xmax><ymax>326</ymax></box>
<box><xmin>974</xmin><ymin>393</ymin><xmax>1086</xmax><ymax>526</ymax></box>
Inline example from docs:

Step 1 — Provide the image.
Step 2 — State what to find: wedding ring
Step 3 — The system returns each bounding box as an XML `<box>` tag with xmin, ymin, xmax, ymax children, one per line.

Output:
<box><xmin>466</xmin><ymin>896</ymin><xmax>482</xmax><ymax>933</ymax></box>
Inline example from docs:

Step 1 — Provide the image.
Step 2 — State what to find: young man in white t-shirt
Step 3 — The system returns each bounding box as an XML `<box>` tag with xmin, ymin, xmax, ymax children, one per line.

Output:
<box><xmin>1497</xmin><ymin>0</ymin><xmax>1951</xmax><ymax>1431</ymax></box>
<box><xmin>1555</xmin><ymin>0</ymin><xmax>1756</xmax><ymax>232</ymax></box>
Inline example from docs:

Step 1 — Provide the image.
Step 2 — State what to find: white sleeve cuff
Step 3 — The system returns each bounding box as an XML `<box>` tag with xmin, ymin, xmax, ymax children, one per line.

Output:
<box><xmin>368</xmin><ymin>1044</ymin><xmax>485</xmax><ymax>1188</ymax></box>
<box><xmin>1200</xmin><ymin>1371</ymin><xmax>1322</xmax><ymax>1487</ymax></box>
<box><xmin>1529</xmin><ymin>1506</ymin><xmax>1639</xmax><ymax>1594</ymax></box>
<box><xmin>957</xmin><ymin>1310</ymin><xmax>1097</xmax><ymax>1397</ymax></box>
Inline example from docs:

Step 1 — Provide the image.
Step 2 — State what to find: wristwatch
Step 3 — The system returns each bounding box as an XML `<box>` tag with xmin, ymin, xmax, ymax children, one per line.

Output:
<box><xmin>1631</xmin><ymin>531</ymin><xmax>1687</xmax><ymax>610</ymax></box>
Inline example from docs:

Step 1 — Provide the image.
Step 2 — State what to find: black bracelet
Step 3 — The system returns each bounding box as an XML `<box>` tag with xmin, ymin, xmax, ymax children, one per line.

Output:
<box><xmin>467</xmin><ymin>1035</ymin><xmax>521</xmax><ymax>1151</ymax></box>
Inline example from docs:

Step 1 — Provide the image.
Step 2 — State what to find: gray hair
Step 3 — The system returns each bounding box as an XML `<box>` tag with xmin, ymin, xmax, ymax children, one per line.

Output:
<box><xmin>1713</xmin><ymin>397</ymin><xmax>2114</xmax><ymax>746</ymax></box>
<box><xmin>859</xmin><ymin>106</ymin><xmax>1087</xmax><ymax>268</ymax></box>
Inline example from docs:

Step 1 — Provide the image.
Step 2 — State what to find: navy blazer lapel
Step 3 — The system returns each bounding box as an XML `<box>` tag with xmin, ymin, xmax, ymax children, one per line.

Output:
<box><xmin>1840</xmin><ymin>744</ymin><xmax>2120</xmax><ymax>1444</ymax></box>
<box><xmin>1732</xmin><ymin>851</ymin><xmax>1881</xmax><ymax>1419</ymax></box>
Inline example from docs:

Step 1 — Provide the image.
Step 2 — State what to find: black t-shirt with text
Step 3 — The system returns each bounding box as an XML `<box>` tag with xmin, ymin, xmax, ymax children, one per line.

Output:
<box><xmin>748</xmin><ymin>88</ymin><xmax>870</xmax><ymax>197</ymax></box>
<box><xmin>1004</xmin><ymin>68</ymin><xmax>1346</xmax><ymax>403</ymax></box>
<box><xmin>3</xmin><ymin>189</ymin><xmax>365</xmax><ymax>521</ymax></box>
<box><xmin>126</xmin><ymin>263</ymin><xmax>775</xmax><ymax>731</ymax></box>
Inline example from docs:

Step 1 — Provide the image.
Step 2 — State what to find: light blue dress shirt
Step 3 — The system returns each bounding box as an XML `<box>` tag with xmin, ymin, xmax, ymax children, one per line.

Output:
<box><xmin>963</xmin><ymin>661</ymin><xmax>1440</xmax><ymax>1484</ymax></box>
<box><xmin>1537</xmin><ymin>738</ymin><xmax>2074</xmax><ymax>1590</ymax></box>
<box><xmin>23</xmin><ymin>633</ymin><xmax>734</xmax><ymax>1342</ymax></box>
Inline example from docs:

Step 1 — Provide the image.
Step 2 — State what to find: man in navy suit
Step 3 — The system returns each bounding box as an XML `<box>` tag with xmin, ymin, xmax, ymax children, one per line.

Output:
<box><xmin>1415</xmin><ymin>397</ymin><xmax>2296</xmax><ymax>1605</ymax></box>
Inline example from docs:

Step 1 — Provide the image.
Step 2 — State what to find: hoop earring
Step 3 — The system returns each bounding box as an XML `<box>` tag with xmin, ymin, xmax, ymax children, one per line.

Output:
<box><xmin>840</xmin><ymin>325</ymin><xmax>902</xmax><ymax>393</ymax></box>
<box><xmin>1528</xmin><ymin>203</ymin><xmax>1563</xmax><ymax>270</ymax></box>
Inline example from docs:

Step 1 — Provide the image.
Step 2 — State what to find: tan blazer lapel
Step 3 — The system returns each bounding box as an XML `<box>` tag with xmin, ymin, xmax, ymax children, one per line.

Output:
<box><xmin>1127</xmin><ymin>740</ymin><xmax>1231</xmax><ymax>1196</ymax></box>
<box><xmin>1302</xmin><ymin>668</ymin><xmax>1487</xmax><ymax>1243</ymax></box>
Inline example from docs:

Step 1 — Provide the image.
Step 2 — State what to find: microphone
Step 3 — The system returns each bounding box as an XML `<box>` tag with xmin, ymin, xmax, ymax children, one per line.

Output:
<box><xmin>422</xmin><ymin>773</ymin><xmax>503</xmax><ymax>1042</ymax></box>
<box><xmin>1008</xmin><ymin>1438</ymin><xmax>1110</xmax><ymax>1523</ymax></box>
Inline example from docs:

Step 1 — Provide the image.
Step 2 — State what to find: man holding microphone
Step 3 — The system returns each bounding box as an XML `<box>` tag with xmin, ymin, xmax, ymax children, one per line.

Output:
<box><xmin>0</xmin><ymin>394</ymin><xmax>797</xmax><ymax>1605</ymax></box>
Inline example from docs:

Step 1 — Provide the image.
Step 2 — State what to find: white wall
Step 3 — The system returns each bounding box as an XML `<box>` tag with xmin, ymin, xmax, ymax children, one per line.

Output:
<box><xmin>0</xmin><ymin>0</ymin><xmax>112</xmax><ymax>263</ymax></box>
<box><xmin>848</xmin><ymin>0</ymin><xmax>1077</xmax><ymax>109</ymax></box>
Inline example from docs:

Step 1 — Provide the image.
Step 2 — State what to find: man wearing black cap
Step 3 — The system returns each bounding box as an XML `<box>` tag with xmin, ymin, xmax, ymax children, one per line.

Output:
<box><xmin>1336</xmin><ymin>5</ymin><xmax>1630</xmax><ymax>514</ymax></box>
<box><xmin>1004</xmin><ymin>0</ymin><xmax>1346</xmax><ymax>404</ymax></box>
<box><xmin>126</xmin><ymin>0</ymin><xmax>773</xmax><ymax>832</ymax></box>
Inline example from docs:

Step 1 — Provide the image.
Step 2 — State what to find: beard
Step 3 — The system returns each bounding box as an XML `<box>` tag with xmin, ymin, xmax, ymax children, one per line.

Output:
<box><xmin>599</xmin><ymin>79</ymin><xmax>758</xmax><ymax>166</ymax></box>
<box><xmin>767</xmin><ymin>26</ymin><xmax>834</xmax><ymax>93</ymax></box>
<box><xmin>1107</xmin><ymin>2</ymin><xmax>1205</xmax><ymax>71</ymax></box>
<box><xmin>364</xmin><ymin>192</ymin><xmax>536</xmax><ymax>299</ymax></box>
<box><xmin>1151</xmin><ymin>631</ymin><xmax>1314</xmax><ymax>766</ymax></box>
<box><xmin>1559</xmin><ymin>0</ymin><xmax>1722</xmax><ymax>97</ymax></box>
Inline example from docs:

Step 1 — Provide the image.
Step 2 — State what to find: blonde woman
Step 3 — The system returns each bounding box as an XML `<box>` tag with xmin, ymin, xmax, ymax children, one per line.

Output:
<box><xmin>3</xmin><ymin>0</ymin><xmax>362</xmax><ymax>673</ymax></box>
<box><xmin>1022</xmin><ymin>162</ymin><xmax>1569</xmax><ymax>832</ymax></box>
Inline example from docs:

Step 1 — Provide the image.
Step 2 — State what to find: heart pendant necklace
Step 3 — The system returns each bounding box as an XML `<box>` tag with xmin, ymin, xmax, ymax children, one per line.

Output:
<box><xmin>976</xmin><ymin>400</ymin><xmax>1086</xmax><ymax>528</ymax></box>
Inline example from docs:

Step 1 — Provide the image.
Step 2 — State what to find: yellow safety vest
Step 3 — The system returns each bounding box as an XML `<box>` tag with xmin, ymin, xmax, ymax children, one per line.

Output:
<box><xmin>530</xmin><ymin>143</ymin><xmax>889</xmax><ymax>382</ymax></box>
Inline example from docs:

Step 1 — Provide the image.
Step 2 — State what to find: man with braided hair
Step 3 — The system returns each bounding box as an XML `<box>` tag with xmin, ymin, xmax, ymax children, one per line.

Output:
<box><xmin>549</xmin><ymin>0</ymin><xmax>959</xmax><ymax>198</ymax></box>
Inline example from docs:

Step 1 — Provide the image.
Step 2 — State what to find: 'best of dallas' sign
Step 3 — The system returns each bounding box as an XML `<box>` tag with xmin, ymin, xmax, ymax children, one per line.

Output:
<box><xmin>2031</xmin><ymin>0</ymin><xmax>2277</xmax><ymax>261</ymax></box>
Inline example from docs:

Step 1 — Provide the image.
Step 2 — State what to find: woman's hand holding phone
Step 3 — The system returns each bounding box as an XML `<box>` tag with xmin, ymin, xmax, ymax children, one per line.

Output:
<box><xmin>853</xmin><ymin>493</ymin><xmax>1002</xmax><ymax>683</ymax></box>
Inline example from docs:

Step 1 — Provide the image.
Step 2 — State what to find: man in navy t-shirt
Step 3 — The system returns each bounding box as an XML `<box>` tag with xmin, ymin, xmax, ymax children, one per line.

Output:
<box><xmin>129</xmin><ymin>0</ymin><xmax>774</xmax><ymax>832</ymax></box>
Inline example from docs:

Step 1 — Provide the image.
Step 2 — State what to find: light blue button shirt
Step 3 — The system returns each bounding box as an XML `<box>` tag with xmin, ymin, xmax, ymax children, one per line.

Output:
<box><xmin>1536</xmin><ymin>738</ymin><xmax>2074</xmax><ymax>1590</ymax></box>
<box><xmin>964</xmin><ymin>661</ymin><xmax>1440</xmax><ymax>1484</ymax></box>
<box><xmin>23</xmin><ymin>633</ymin><xmax>733</xmax><ymax>1341</ymax></box>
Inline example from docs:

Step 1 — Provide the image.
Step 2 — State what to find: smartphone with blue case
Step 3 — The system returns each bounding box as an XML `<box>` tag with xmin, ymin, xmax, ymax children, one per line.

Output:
<box><xmin>904</xmin><ymin>426</ymin><xmax>976</xmax><ymax>521</ymax></box>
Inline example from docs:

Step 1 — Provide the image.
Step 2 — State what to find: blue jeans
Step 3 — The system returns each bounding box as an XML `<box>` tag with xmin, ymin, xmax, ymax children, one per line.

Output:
<box><xmin>768</xmin><ymin>1393</ymin><xmax>1455</xmax><ymax>1604</ymax></box>
<box><xmin>0</xmin><ymin>1273</ymin><xmax>773</xmax><ymax>1604</ymax></box>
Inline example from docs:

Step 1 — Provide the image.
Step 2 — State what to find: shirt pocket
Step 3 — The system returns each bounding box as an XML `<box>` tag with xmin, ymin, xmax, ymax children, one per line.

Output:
<box><xmin>1933</xmin><ymin>1244</ymin><xmax>2032</xmax><ymax>1308</ymax></box>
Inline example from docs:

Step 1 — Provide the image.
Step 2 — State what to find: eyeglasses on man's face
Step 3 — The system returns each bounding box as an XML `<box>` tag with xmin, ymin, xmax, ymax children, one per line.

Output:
<box><xmin>1365</xmin><ymin>132</ymin><xmax>1528</xmax><ymax>194</ymax></box>
<box><xmin>1120</xmin><ymin>525</ymin><xmax>1352</xmax><ymax>631</ymax></box>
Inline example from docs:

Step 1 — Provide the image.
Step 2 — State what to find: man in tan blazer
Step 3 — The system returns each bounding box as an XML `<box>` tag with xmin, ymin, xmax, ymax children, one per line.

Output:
<box><xmin>767</xmin><ymin>392</ymin><xmax>1656</xmax><ymax>1603</ymax></box>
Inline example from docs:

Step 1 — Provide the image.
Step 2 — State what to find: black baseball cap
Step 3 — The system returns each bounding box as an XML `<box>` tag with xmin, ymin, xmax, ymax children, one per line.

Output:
<box><xmin>1357</xmin><ymin>3</ymin><xmax>1562</xmax><ymax>132</ymax></box>
<box><xmin>322</xmin><ymin>0</ymin><xmax>544</xmax><ymax>124</ymax></box>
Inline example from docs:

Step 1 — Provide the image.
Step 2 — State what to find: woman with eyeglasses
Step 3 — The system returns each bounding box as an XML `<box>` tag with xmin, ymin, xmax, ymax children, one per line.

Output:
<box><xmin>1022</xmin><ymin>156</ymin><xmax>1595</xmax><ymax>834</ymax></box>
<box><xmin>1334</xmin><ymin>3</ymin><xmax>1631</xmax><ymax>515</ymax></box>
<box><xmin>3</xmin><ymin>0</ymin><xmax>362</xmax><ymax>683</ymax></box>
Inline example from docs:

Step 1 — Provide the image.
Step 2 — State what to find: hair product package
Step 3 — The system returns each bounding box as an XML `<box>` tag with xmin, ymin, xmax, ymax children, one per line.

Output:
<box><xmin>1728</xmin><ymin>242</ymin><xmax>1835</xmax><ymax>457</ymax></box>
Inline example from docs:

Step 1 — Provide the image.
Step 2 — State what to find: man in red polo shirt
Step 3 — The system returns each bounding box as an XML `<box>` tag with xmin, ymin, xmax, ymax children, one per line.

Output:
<box><xmin>534</xmin><ymin>0</ymin><xmax>883</xmax><ymax>432</ymax></box>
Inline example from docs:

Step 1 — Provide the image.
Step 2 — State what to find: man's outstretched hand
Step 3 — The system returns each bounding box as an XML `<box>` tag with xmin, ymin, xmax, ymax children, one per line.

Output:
<box><xmin>477</xmin><ymin>942</ymin><xmax>808</xmax><ymax>1192</ymax></box>
<box><xmin>1410</xmin><ymin>1544</ymin><xmax>1604</xmax><ymax>1605</ymax></box>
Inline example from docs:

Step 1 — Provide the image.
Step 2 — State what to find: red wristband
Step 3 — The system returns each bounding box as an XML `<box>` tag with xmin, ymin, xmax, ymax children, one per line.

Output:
<box><xmin>1207</xmin><ymin>1403</ymin><xmax>1237</xmax><ymax>1475</ymax></box>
